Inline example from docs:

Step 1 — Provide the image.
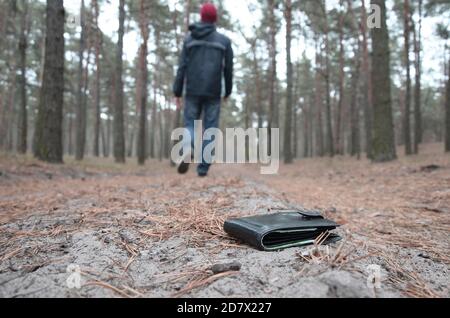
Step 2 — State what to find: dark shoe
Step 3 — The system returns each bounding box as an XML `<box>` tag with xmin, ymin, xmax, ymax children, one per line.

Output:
<box><xmin>177</xmin><ymin>159</ymin><xmax>190</xmax><ymax>175</ymax></box>
<box><xmin>197</xmin><ymin>163</ymin><xmax>210</xmax><ymax>178</ymax></box>
<box><xmin>198</xmin><ymin>171</ymin><xmax>208</xmax><ymax>178</ymax></box>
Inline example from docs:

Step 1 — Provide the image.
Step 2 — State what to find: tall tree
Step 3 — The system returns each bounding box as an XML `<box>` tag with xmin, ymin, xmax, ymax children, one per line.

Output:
<box><xmin>113</xmin><ymin>0</ymin><xmax>126</xmax><ymax>163</ymax></box>
<box><xmin>360</xmin><ymin>0</ymin><xmax>373</xmax><ymax>158</ymax></box>
<box><xmin>349</xmin><ymin>52</ymin><xmax>362</xmax><ymax>159</ymax></box>
<box><xmin>413</xmin><ymin>0</ymin><xmax>423</xmax><ymax>154</ymax></box>
<box><xmin>0</xmin><ymin>3</ymin><xmax>18</xmax><ymax>151</ymax></box>
<box><xmin>170</xmin><ymin>0</ymin><xmax>190</xmax><ymax>166</ymax></box>
<box><xmin>75</xmin><ymin>0</ymin><xmax>87</xmax><ymax>161</ymax></box>
<box><xmin>336</xmin><ymin>0</ymin><xmax>345</xmax><ymax>155</ymax></box>
<box><xmin>150</xmin><ymin>29</ymin><xmax>161</xmax><ymax>159</ymax></box>
<box><xmin>17</xmin><ymin>0</ymin><xmax>29</xmax><ymax>154</ymax></box>
<box><xmin>137</xmin><ymin>0</ymin><xmax>149</xmax><ymax>165</ymax></box>
<box><xmin>446</xmin><ymin>60</ymin><xmax>450</xmax><ymax>152</ymax></box>
<box><xmin>370</xmin><ymin>0</ymin><xmax>397</xmax><ymax>162</ymax></box>
<box><xmin>314</xmin><ymin>39</ymin><xmax>324</xmax><ymax>157</ymax></box>
<box><xmin>267</xmin><ymin>0</ymin><xmax>278</xmax><ymax>154</ymax></box>
<box><xmin>33</xmin><ymin>0</ymin><xmax>65</xmax><ymax>163</ymax></box>
<box><xmin>403</xmin><ymin>0</ymin><xmax>412</xmax><ymax>155</ymax></box>
<box><xmin>92</xmin><ymin>0</ymin><xmax>102</xmax><ymax>157</ymax></box>
<box><xmin>425</xmin><ymin>0</ymin><xmax>450</xmax><ymax>152</ymax></box>
<box><xmin>251</xmin><ymin>37</ymin><xmax>263</xmax><ymax>129</ymax></box>
<box><xmin>284</xmin><ymin>0</ymin><xmax>293</xmax><ymax>163</ymax></box>
<box><xmin>0</xmin><ymin>2</ymin><xmax>6</xmax><ymax>150</ymax></box>
<box><xmin>320</xmin><ymin>0</ymin><xmax>334</xmax><ymax>157</ymax></box>
<box><xmin>347</xmin><ymin>0</ymin><xmax>361</xmax><ymax>158</ymax></box>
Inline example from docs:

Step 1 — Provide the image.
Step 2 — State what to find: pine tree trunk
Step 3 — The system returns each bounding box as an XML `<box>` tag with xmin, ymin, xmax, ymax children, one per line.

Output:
<box><xmin>0</xmin><ymin>4</ymin><xmax>17</xmax><ymax>151</ymax></box>
<box><xmin>360</xmin><ymin>0</ymin><xmax>373</xmax><ymax>159</ymax></box>
<box><xmin>350</xmin><ymin>51</ymin><xmax>361</xmax><ymax>158</ymax></box>
<box><xmin>113</xmin><ymin>0</ymin><xmax>126</xmax><ymax>163</ymax></box>
<box><xmin>347</xmin><ymin>0</ymin><xmax>361</xmax><ymax>159</ymax></box>
<box><xmin>164</xmin><ymin>100</ymin><xmax>171</xmax><ymax>159</ymax></box>
<box><xmin>314</xmin><ymin>40</ymin><xmax>324</xmax><ymax>157</ymax></box>
<box><xmin>303</xmin><ymin>106</ymin><xmax>309</xmax><ymax>158</ymax></box>
<box><xmin>75</xmin><ymin>0</ymin><xmax>86</xmax><ymax>161</ymax></box>
<box><xmin>92</xmin><ymin>0</ymin><xmax>101</xmax><ymax>157</ymax></box>
<box><xmin>250</xmin><ymin>41</ymin><xmax>263</xmax><ymax>129</ymax></box>
<box><xmin>68</xmin><ymin>104</ymin><xmax>73</xmax><ymax>156</ymax></box>
<box><xmin>413</xmin><ymin>0</ymin><xmax>422</xmax><ymax>154</ymax></box>
<box><xmin>293</xmin><ymin>65</ymin><xmax>300</xmax><ymax>158</ymax></box>
<box><xmin>150</xmin><ymin>82</ymin><xmax>157</xmax><ymax>159</ymax></box>
<box><xmin>127</xmin><ymin>124</ymin><xmax>135</xmax><ymax>158</ymax></box>
<box><xmin>403</xmin><ymin>0</ymin><xmax>412</xmax><ymax>155</ymax></box>
<box><xmin>293</xmin><ymin>105</ymin><xmax>298</xmax><ymax>158</ymax></box>
<box><xmin>171</xmin><ymin>0</ymin><xmax>190</xmax><ymax>162</ymax></box>
<box><xmin>105</xmin><ymin>115</ymin><xmax>111</xmax><ymax>157</ymax></box>
<box><xmin>268</xmin><ymin>0</ymin><xmax>278</xmax><ymax>155</ymax></box>
<box><xmin>150</xmin><ymin>30</ymin><xmax>160</xmax><ymax>159</ymax></box>
<box><xmin>184</xmin><ymin>0</ymin><xmax>191</xmax><ymax>30</ymax></box>
<box><xmin>7</xmin><ymin>62</ymin><xmax>17</xmax><ymax>152</ymax></box>
<box><xmin>445</xmin><ymin>58</ymin><xmax>450</xmax><ymax>152</ymax></box>
<box><xmin>81</xmin><ymin>45</ymin><xmax>91</xmax><ymax>154</ymax></box>
<box><xmin>101</xmin><ymin>120</ymin><xmax>107</xmax><ymax>157</ymax></box>
<box><xmin>158</xmin><ymin>99</ymin><xmax>164</xmax><ymax>162</ymax></box>
<box><xmin>284</xmin><ymin>0</ymin><xmax>293</xmax><ymax>164</ymax></box>
<box><xmin>17</xmin><ymin>0</ymin><xmax>28</xmax><ymax>154</ymax></box>
<box><xmin>322</xmin><ymin>0</ymin><xmax>334</xmax><ymax>157</ymax></box>
<box><xmin>325</xmin><ymin>39</ymin><xmax>335</xmax><ymax>157</ymax></box>
<box><xmin>370</xmin><ymin>0</ymin><xmax>396</xmax><ymax>162</ymax></box>
<box><xmin>33</xmin><ymin>0</ymin><xmax>64</xmax><ymax>163</ymax></box>
<box><xmin>309</xmin><ymin>99</ymin><xmax>314</xmax><ymax>157</ymax></box>
<box><xmin>0</xmin><ymin>2</ymin><xmax>7</xmax><ymax>150</ymax></box>
<box><xmin>137</xmin><ymin>0</ymin><xmax>149</xmax><ymax>165</ymax></box>
<box><xmin>0</xmin><ymin>2</ymin><xmax>6</xmax><ymax>50</ymax></box>
<box><xmin>336</xmin><ymin>7</ymin><xmax>345</xmax><ymax>155</ymax></box>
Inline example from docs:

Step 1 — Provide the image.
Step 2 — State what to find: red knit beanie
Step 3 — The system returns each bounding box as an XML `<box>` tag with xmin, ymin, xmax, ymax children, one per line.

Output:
<box><xmin>200</xmin><ymin>3</ymin><xmax>218</xmax><ymax>24</ymax></box>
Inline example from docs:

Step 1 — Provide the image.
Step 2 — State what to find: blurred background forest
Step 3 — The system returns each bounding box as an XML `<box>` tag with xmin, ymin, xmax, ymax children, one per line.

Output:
<box><xmin>0</xmin><ymin>0</ymin><xmax>449</xmax><ymax>165</ymax></box>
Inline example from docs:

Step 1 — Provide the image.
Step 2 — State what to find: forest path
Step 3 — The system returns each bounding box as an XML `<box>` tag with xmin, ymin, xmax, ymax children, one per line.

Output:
<box><xmin>0</xmin><ymin>145</ymin><xmax>449</xmax><ymax>298</ymax></box>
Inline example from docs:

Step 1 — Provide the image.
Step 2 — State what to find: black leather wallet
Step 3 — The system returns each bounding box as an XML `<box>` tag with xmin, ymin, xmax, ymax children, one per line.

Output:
<box><xmin>224</xmin><ymin>209</ymin><xmax>341</xmax><ymax>251</ymax></box>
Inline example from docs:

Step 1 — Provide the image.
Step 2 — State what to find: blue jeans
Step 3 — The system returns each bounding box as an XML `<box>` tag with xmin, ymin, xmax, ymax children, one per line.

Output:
<box><xmin>184</xmin><ymin>95</ymin><xmax>221</xmax><ymax>175</ymax></box>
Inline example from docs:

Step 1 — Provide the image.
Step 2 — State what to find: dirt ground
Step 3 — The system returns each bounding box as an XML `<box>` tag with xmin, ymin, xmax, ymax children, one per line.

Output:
<box><xmin>0</xmin><ymin>144</ymin><xmax>449</xmax><ymax>298</ymax></box>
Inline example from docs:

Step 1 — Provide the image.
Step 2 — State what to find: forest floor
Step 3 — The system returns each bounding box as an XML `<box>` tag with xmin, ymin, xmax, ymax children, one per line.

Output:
<box><xmin>0</xmin><ymin>144</ymin><xmax>449</xmax><ymax>298</ymax></box>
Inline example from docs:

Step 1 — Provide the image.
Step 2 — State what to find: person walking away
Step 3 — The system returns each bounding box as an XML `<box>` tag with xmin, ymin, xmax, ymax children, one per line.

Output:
<box><xmin>173</xmin><ymin>2</ymin><xmax>234</xmax><ymax>177</ymax></box>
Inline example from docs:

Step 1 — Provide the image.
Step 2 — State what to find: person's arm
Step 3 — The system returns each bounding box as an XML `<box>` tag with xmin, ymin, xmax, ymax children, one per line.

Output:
<box><xmin>173</xmin><ymin>41</ymin><xmax>188</xmax><ymax>98</ymax></box>
<box><xmin>224</xmin><ymin>40</ymin><xmax>234</xmax><ymax>98</ymax></box>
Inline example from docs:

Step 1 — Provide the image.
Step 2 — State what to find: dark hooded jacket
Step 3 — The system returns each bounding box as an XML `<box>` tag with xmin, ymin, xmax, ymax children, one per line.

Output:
<box><xmin>173</xmin><ymin>22</ymin><xmax>234</xmax><ymax>99</ymax></box>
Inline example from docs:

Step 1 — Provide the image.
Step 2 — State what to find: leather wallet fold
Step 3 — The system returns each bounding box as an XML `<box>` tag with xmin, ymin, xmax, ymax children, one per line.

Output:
<box><xmin>224</xmin><ymin>210</ymin><xmax>341</xmax><ymax>251</ymax></box>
